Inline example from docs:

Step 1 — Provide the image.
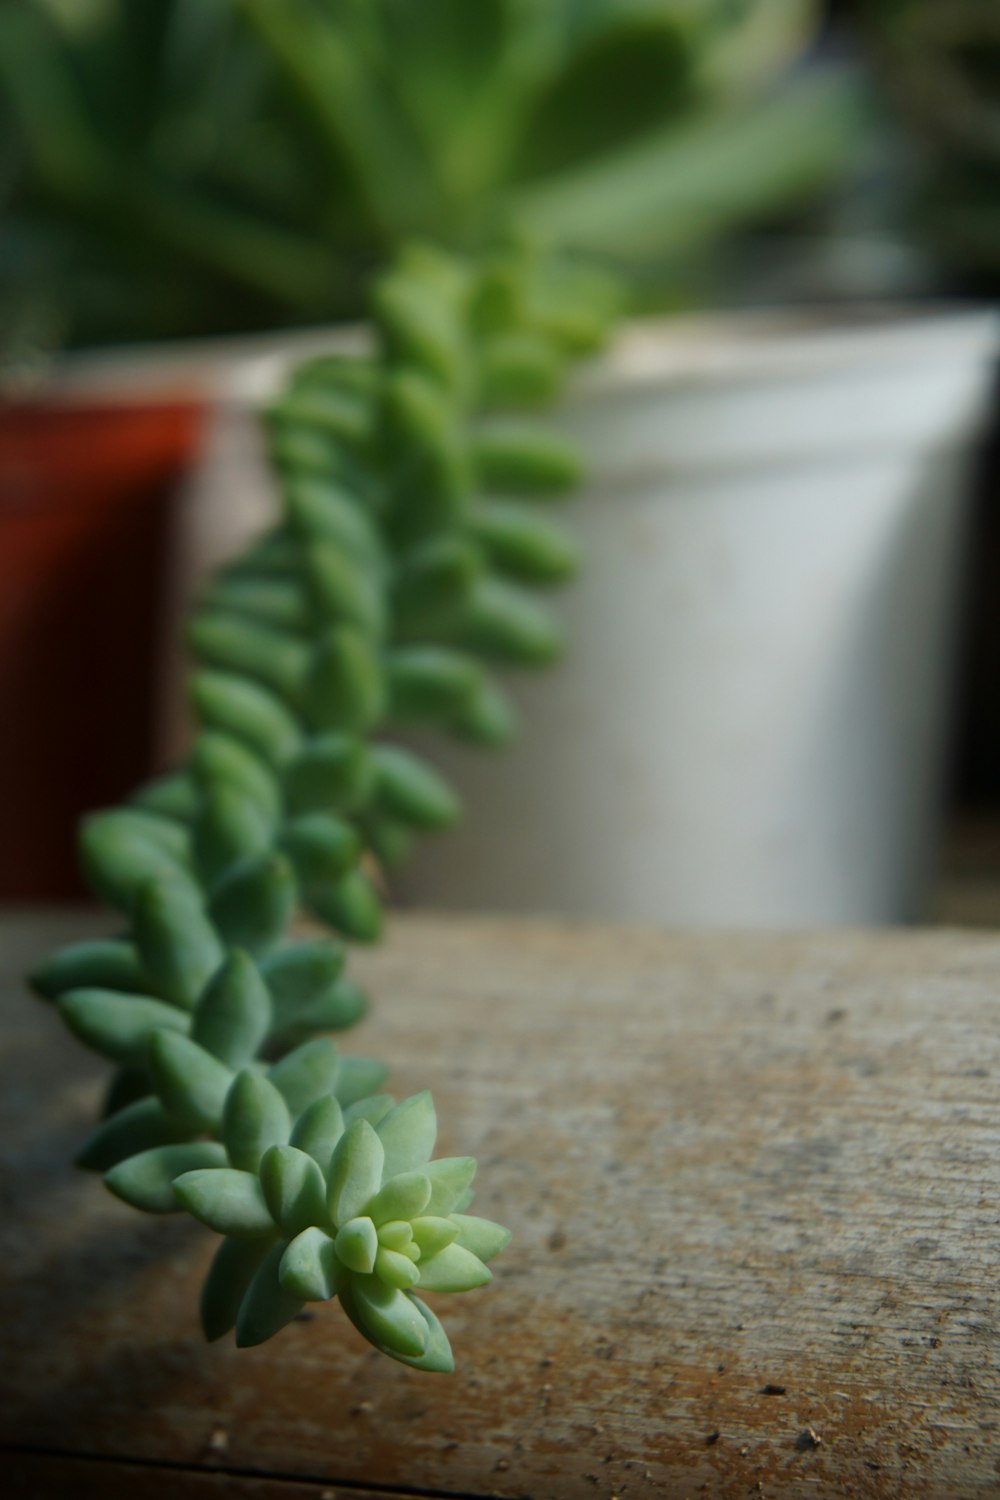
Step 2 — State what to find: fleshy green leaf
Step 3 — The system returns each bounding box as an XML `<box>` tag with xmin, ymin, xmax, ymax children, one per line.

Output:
<box><xmin>375</xmin><ymin>1245</ymin><xmax>420</xmax><ymax>1290</ymax></box>
<box><xmin>284</xmin><ymin>476</ymin><xmax>382</xmax><ymax>562</ymax></box>
<box><xmin>448</xmin><ymin>674</ymin><xmax>517</xmax><ymax>745</ymax></box>
<box><xmin>223</xmin><ymin>1070</ymin><xmax>292</xmax><ymax>1173</ymax></box>
<box><xmin>473</xmin><ymin>420</ymin><xmax>583</xmax><ymax>495</ymax></box>
<box><xmin>367</xmin><ymin>1171</ymin><xmax>431</xmax><ymax>1227</ymax></box>
<box><xmin>334</xmin><ymin>1215</ymin><xmax>378</xmax><ymax>1274</ymax></box>
<box><xmin>269</xmin><ymin>977</ymin><xmax>367</xmax><ymax>1048</ymax></box>
<box><xmin>290</xmin><ymin>1095</ymin><xmax>344</xmax><ymax>1171</ymax></box>
<box><xmin>377</xmin><ymin>1220</ymin><xmax>415</xmax><ymax>1254</ymax></box>
<box><xmin>269</xmin><ymin>1037</ymin><xmax>341</xmax><ymax>1118</ymax></box>
<box><xmin>305</xmin><ymin>540</ymin><xmax>386</xmax><ymax>636</ymax></box>
<box><xmin>451</xmin><ymin>1213</ymin><xmax>512</xmax><ymax>1263</ymax></box>
<box><xmin>391</xmin><ymin>534</ymin><xmax>480</xmax><ymax>640</ymax></box>
<box><xmin>376</xmin><ymin>1091</ymin><xmax>437</xmax><ymax>1179</ymax></box>
<box><xmin>344</xmin><ymin>1276</ymin><xmax>429</xmax><ymax>1359</ymax></box>
<box><xmin>261</xmin><ymin>938</ymin><xmax>345</xmax><ymax>1013</ymax></box>
<box><xmin>384</xmin><ymin>646</ymin><xmax>480</xmax><ymax>724</ymax></box>
<box><xmin>460</xmin><ymin>577</ymin><xmax>563</xmax><ymax>666</ymax></box>
<box><xmin>390</xmin><ymin>1294</ymin><xmax>455</xmax><ymax>1373</ymax></box>
<box><xmin>271</xmin><ymin>389</ymin><xmax>369</xmax><ymax>457</ymax></box>
<box><xmin>133</xmin><ymin>878</ymin><xmax>224</xmax><ymax>1011</ymax></box>
<box><xmin>191</xmin><ymin>950</ymin><xmax>272</xmax><ymax>1068</ymax></box>
<box><xmin>308</xmin><ymin>867</ymin><xmax>382</xmax><ymax>943</ymax></box>
<box><xmin>335</xmin><ymin>1056</ymin><xmax>388</xmax><ymax>1108</ymax></box>
<box><xmin>343</xmin><ymin>1093</ymin><xmax>395</xmax><ymax>1128</ymax></box>
<box><xmin>415</xmin><ymin>1242</ymin><xmax>491</xmax><ymax>1293</ymax></box>
<box><xmin>188</xmin><ymin>611</ymin><xmax>308</xmax><ymax>707</ymax></box>
<box><xmin>174</xmin><ymin>1167</ymin><xmax>274</xmax><ymax>1237</ymax></box>
<box><xmin>410</xmin><ymin>1215</ymin><xmax>460</xmax><ymax>1259</ymax></box>
<box><xmin>471</xmin><ymin>500</ymin><xmax>579</xmax><ymax>584</ymax></box>
<box><xmin>374</xmin><ymin>269</ymin><xmax>466</xmax><ymax>393</ymax></box>
<box><xmin>201</xmin><ymin>1235</ymin><xmax>275</xmax><ymax>1342</ymax></box>
<box><xmin>208</xmin><ymin>853</ymin><xmax>297</xmax><ymax>956</ymax></box>
<box><xmin>76</xmin><ymin>1097</ymin><xmax>192</xmax><ymax>1172</ymax></box>
<box><xmin>328</xmin><ymin>1118</ymin><xmax>384</xmax><ymax>1225</ymax></box>
<box><xmin>279</xmin><ymin>813</ymin><xmax>361</xmax><ymax>907</ymax></box>
<box><xmin>479</xmin><ymin>330</ymin><xmax>565</xmax><ymax>408</ymax></box>
<box><xmin>205</xmin><ymin>575</ymin><xmax>307</xmax><ymax>634</ymax></box>
<box><xmin>132</xmin><ymin>771</ymin><xmax>199</xmax><ymax>824</ymax></box>
<box><xmin>148</xmin><ymin>1031</ymin><xmax>233</xmax><ymax>1131</ymax></box>
<box><xmin>423</xmin><ymin>1156</ymin><xmax>477</xmax><ymax>1216</ymax></box>
<box><xmin>282</xmin><ymin>733</ymin><xmax>375</xmax><ymax>817</ymax></box>
<box><xmin>192</xmin><ymin>786</ymin><xmax>273</xmax><ymax>889</ymax></box>
<box><xmin>302</xmin><ymin>625</ymin><xmax>385</xmax><ymax>735</ymax></box>
<box><xmin>340</xmin><ymin>1283</ymin><xmax>452</xmax><ymax>1371</ymax></box>
<box><xmin>260</xmin><ymin>1145</ymin><xmax>329</xmax><ymax>1237</ymax></box>
<box><xmin>191</xmin><ymin>670</ymin><xmax>302</xmax><ymax>769</ymax></box>
<box><xmin>381</xmin><ymin>368</ymin><xmax>471</xmax><ymax>544</ymax></box>
<box><xmin>236</xmin><ymin>1242</ymin><xmax>305</xmax><ymax>1347</ymax></box>
<box><xmin>371</xmin><ymin>744</ymin><xmax>460</xmax><ymax>829</ymax></box>
<box><xmin>279</xmin><ymin>1226</ymin><xmax>344</xmax><ymax>1301</ymax></box>
<box><xmin>58</xmin><ymin>989</ymin><xmax>189</xmax><ymax>1064</ymax></box>
<box><xmin>29</xmin><ymin>939</ymin><xmax>151</xmax><ymax>1002</ymax></box>
<box><xmin>79</xmin><ymin>809</ymin><xmax>193</xmax><ymax>913</ymax></box>
<box><xmin>105</xmin><ymin>1142</ymin><xmax>226</xmax><ymax>1213</ymax></box>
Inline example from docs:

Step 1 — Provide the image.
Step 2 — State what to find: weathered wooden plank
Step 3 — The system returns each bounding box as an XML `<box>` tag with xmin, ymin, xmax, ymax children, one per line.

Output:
<box><xmin>2</xmin><ymin>910</ymin><xmax>1000</xmax><ymax>1498</ymax></box>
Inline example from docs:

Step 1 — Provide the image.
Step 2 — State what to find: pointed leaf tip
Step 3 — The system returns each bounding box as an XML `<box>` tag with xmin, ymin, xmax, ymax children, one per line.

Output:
<box><xmin>105</xmin><ymin>1141</ymin><xmax>226</xmax><ymax>1214</ymax></box>
<box><xmin>280</xmin><ymin>1226</ymin><xmax>343</xmax><ymax>1302</ymax></box>
<box><xmin>328</xmin><ymin>1117</ymin><xmax>384</xmax><ymax>1225</ymax></box>
<box><xmin>173</xmin><ymin>1166</ymin><xmax>274</xmax><ymax>1237</ymax></box>
<box><xmin>416</xmin><ymin>1242</ymin><xmax>491</xmax><ymax>1293</ymax></box>
<box><xmin>347</xmin><ymin>1277</ymin><xmax>429</xmax><ymax>1359</ymax></box>
<box><xmin>235</xmin><ymin>1242</ymin><xmax>305</xmax><ymax>1347</ymax></box>
<box><xmin>223</xmin><ymin>1069</ymin><xmax>292</xmax><ymax>1173</ymax></box>
<box><xmin>260</xmin><ymin>1144</ymin><xmax>328</xmax><ymax>1238</ymax></box>
<box><xmin>191</xmin><ymin>949</ymin><xmax>272</xmax><ymax>1069</ymax></box>
<box><xmin>148</xmin><ymin>1030</ymin><xmax>233</xmax><ymax>1131</ymax></box>
<box><xmin>376</xmin><ymin>1091</ymin><xmax>437</xmax><ymax>1180</ymax></box>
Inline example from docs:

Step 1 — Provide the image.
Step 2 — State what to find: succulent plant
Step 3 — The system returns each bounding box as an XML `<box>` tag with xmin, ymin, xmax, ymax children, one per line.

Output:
<box><xmin>30</xmin><ymin>240</ymin><xmax>615</xmax><ymax>1367</ymax></box>
<box><xmin>0</xmin><ymin>0</ymin><xmax>859</xmax><ymax>352</ymax></box>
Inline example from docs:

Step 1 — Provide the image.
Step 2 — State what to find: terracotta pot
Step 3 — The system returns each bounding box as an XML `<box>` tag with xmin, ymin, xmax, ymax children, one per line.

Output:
<box><xmin>0</xmin><ymin>400</ymin><xmax>202</xmax><ymax>897</ymax></box>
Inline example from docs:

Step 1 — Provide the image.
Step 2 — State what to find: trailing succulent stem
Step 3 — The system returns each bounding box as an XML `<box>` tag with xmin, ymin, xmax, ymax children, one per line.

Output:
<box><xmin>29</xmin><ymin>242</ymin><xmax>619</xmax><ymax>1369</ymax></box>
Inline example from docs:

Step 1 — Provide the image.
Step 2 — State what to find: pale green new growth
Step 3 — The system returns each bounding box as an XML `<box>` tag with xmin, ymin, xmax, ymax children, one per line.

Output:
<box><xmin>31</xmin><ymin>242</ymin><xmax>618</xmax><ymax>1368</ymax></box>
<box><xmin>163</xmin><ymin>1076</ymin><xmax>510</xmax><ymax>1372</ymax></box>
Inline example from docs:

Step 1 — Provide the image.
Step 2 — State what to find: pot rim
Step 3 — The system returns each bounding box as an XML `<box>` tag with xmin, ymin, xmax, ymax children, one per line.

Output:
<box><xmin>576</xmin><ymin>305</ymin><xmax>1000</xmax><ymax>397</ymax></box>
<box><xmin>24</xmin><ymin>303</ymin><xmax>1000</xmax><ymax>409</ymax></box>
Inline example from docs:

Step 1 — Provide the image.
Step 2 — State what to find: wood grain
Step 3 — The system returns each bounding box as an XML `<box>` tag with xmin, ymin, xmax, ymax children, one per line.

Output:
<box><xmin>2</xmin><ymin>909</ymin><xmax>999</xmax><ymax>1498</ymax></box>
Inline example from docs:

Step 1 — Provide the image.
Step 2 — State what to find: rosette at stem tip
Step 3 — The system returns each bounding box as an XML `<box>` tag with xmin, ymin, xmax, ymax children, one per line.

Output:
<box><xmin>154</xmin><ymin>1082</ymin><xmax>510</xmax><ymax>1370</ymax></box>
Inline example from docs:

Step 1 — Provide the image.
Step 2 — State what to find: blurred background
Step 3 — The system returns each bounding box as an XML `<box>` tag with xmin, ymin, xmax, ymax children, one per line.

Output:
<box><xmin>1</xmin><ymin>0</ymin><xmax>999</xmax><ymax>925</ymax></box>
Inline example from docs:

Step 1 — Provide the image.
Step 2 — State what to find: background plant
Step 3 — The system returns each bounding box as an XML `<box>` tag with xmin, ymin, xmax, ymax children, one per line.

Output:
<box><xmin>30</xmin><ymin>240</ymin><xmax>616</xmax><ymax>1369</ymax></box>
<box><xmin>862</xmin><ymin>0</ymin><xmax>1000</xmax><ymax>292</ymax></box>
<box><xmin>0</xmin><ymin>0</ymin><xmax>863</xmax><ymax>356</ymax></box>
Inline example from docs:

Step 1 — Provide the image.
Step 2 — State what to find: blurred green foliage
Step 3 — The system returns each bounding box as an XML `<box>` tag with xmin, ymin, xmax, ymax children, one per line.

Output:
<box><xmin>865</xmin><ymin>0</ymin><xmax>1000</xmax><ymax>289</ymax></box>
<box><xmin>0</xmin><ymin>0</ymin><xmax>864</xmax><ymax>350</ymax></box>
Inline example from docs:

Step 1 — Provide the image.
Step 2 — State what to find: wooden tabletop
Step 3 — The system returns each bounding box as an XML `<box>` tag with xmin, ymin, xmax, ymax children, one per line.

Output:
<box><xmin>3</xmin><ymin>909</ymin><xmax>1000</xmax><ymax>1498</ymax></box>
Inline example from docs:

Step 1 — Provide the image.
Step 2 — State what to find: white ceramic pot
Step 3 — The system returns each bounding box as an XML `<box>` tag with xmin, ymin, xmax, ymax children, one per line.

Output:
<box><xmin>395</xmin><ymin>308</ymin><xmax>1000</xmax><ymax>926</ymax></box>
<box><xmin>52</xmin><ymin>306</ymin><xmax>1000</xmax><ymax>926</ymax></box>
